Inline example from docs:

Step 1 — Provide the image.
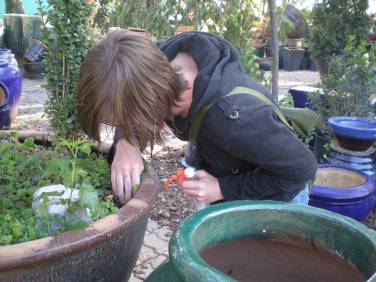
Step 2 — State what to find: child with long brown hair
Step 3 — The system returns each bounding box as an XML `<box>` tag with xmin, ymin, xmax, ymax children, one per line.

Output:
<box><xmin>78</xmin><ymin>30</ymin><xmax>317</xmax><ymax>206</ymax></box>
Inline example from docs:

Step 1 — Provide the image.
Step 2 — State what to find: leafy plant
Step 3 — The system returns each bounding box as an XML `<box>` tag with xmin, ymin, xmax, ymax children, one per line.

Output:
<box><xmin>0</xmin><ymin>135</ymin><xmax>118</xmax><ymax>246</ymax></box>
<box><xmin>309</xmin><ymin>36</ymin><xmax>376</xmax><ymax>135</ymax></box>
<box><xmin>279</xmin><ymin>93</ymin><xmax>294</xmax><ymax>108</ymax></box>
<box><xmin>5</xmin><ymin>0</ymin><xmax>25</xmax><ymax>13</ymax></box>
<box><xmin>308</xmin><ymin>0</ymin><xmax>370</xmax><ymax>59</ymax></box>
<box><xmin>37</xmin><ymin>0</ymin><xmax>95</xmax><ymax>139</ymax></box>
<box><xmin>108</xmin><ymin>0</ymin><xmax>269</xmax><ymax>85</ymax></box>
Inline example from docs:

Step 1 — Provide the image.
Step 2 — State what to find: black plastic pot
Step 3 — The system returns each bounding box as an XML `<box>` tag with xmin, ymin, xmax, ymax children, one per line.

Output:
<box><xmin>308</xmin><ymin>56</ymin><xmax>317</xmax><ymax>71</ymax></box>
<box><xmin>313</xmin><ymin>133</ymin><xmax>331</xmax><ymax>163</ymax></box>
<box><xmin>283</xmin><ymin>47</ymin><xmax>305</xmax><ymax>71</ymax></box>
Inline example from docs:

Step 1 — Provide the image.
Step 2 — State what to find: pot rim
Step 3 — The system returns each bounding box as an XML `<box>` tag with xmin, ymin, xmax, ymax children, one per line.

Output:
<box><xmin>329</xmin><ymin>117</ymin><xmax>376</xmax><ymax>140</ymax></box>
<box><xmin>0</xmin><ymin>130</ymin><xmax>160</xmax><ymax>270</ymax></box>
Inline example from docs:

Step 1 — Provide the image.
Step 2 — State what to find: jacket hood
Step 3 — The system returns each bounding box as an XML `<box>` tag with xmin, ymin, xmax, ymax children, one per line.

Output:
<box><xmin>159</xmin><ymin>31</ymin><xmax>249</xmax><ymax>139</ymax></box>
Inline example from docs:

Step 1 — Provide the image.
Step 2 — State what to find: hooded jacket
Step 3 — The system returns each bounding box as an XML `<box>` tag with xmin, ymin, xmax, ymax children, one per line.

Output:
<box><xmin>159</xmin><ymin>32</ymin><xmax>317</xmax><ymax>201</ymax></box>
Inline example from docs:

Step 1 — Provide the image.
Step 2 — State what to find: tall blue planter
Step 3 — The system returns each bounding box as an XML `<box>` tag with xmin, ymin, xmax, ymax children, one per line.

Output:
<box><xmin>0</xmin><ymin>49</ymin><xmax>22</xmax><ymax>128</ymax></box>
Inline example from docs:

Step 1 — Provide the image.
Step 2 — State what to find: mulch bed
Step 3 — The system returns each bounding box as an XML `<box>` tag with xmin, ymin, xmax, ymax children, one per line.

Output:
<box><xmin>150</xmin><ymin>145</ymin><xmax>196</xmax><ymax>231</ymax></box>
<box><xmin>149</xmin><ymin>144</ymin><xmax>376</xmax><ymax>232</ymax></box>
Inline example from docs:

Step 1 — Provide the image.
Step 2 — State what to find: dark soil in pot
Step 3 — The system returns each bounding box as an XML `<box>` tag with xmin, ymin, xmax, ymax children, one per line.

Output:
<box><xmin>200</xmin><ymin>237</ymin><xmax>363</xmax><ymax>282</ymax></box>
<box><xmin>335</xmin><ymin>134</ymin><xmax>375</xmax><ymax>152</ymax></box>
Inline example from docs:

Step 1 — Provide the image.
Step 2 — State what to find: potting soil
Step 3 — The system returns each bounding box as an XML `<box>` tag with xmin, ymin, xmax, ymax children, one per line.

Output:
<box><xmin>200</xmin><ymin>238</ymin><xmax>363</xmax><ymax>282</ymax></box>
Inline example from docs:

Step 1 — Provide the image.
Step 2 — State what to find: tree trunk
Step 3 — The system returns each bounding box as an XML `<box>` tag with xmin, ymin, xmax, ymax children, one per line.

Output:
<box><xmin>268</xmin><ymin>0</ymin><xmax>279</xmax><ymax>100</ymax></box>
<box><xmin>5</xmin><ymin>0</ymin><xmax>25</xmax><ymax>14</ymax></box>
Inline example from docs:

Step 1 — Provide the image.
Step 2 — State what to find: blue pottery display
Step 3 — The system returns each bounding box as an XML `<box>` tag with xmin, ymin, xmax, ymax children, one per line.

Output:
<box><xmin>309</xmin><ymin>164</ymin><xmax>375</xmax><ymax>221</ymax></box>
<box><xmin>0</xmin><ymin>49</ymin><xmax>22</xmax><ymax>129</ymax></box>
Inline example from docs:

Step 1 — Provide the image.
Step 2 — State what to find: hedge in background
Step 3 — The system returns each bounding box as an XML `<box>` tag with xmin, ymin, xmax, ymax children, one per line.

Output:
<box><xmin>38</xmin><ymin>0</ymin><xmax>95</xmax><ymax>138</ymax></box>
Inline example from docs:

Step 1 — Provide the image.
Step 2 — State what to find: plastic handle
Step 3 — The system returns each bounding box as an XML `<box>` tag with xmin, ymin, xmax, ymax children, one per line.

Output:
<box><xmin>164</xmin><ymin>168</ymin><xmax>185</xmax><ymax>190</ymax></box>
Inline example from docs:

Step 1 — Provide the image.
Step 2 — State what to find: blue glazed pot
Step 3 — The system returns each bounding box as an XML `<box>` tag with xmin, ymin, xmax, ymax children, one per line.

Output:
<box><xmin>329</xmin><ymin>117</ymin><xmax>376</xmax><ymax>140</ymax></box>
<box><xmin>0</xmin><ymin>49</ymin><xmax>22</xmax><ymax>129</ymax></box>
<box><xmin>288</xmin><ymin>86</ymin><xmax>322</xmax><ymax>109</ymax></box>
<box><xmin>309</xmin><ymin>164</ymin><xmax>375</xmax><ymax>221</ymax></box>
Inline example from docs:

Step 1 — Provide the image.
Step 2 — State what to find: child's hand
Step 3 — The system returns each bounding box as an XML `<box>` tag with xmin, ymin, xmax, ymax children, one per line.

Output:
<box><xmin>111</xmin><ymin>139</ymin><xmax>144</xmax><ymax>205</ymax></box>
<box><xmin>180</xmin><ymin>170</ymin><xmax>224</xmax><ymax>203</ymax></box>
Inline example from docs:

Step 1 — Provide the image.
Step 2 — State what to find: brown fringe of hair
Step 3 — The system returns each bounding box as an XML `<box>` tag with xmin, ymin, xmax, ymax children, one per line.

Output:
<box><xmin>78</xmin><ymin>29</ymin><xmax>184</xmax><ymax>149</ymax></box>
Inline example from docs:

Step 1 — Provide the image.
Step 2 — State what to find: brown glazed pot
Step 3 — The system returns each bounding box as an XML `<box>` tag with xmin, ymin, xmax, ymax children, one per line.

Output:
<box><xmin>0</xmin><ymin>131</ymin><xmax>160</xmax><ymax>282</ymax></box>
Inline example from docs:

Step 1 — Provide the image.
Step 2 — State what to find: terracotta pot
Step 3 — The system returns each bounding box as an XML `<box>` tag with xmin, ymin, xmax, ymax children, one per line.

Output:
<box><xmin>0</xmin><ymin>131</ymin><xmax>160</xmax><ymax>282</ymax></box>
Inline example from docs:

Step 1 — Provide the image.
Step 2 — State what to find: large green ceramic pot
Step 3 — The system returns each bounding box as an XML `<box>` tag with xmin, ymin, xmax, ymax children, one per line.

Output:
<box><xmin>147</xmin><ymin>200</ymin><xmax>376</xmax><ymax>282</ymax></box>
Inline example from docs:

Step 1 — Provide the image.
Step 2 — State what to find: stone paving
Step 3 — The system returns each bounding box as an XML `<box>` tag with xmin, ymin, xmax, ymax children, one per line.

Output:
<box><xmin>8</xmin><ymin>70</ymin><xmax>320</xmax><ymax>281</ymax></box>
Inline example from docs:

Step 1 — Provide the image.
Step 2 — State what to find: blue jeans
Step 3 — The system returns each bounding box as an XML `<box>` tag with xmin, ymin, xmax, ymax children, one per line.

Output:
<box><xmin>290</xmin><ymin>184</ymin><xmax>310</xmax><ymax>205</ymax></box>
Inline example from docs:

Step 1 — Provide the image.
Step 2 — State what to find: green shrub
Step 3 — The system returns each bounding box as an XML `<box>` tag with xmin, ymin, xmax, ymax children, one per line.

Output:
<box><xmin>309</xmin><ymin>36</ymin><xmax>376</xmax><ymax>134</ymax></box>
<box><xmin>308</xmin><ymin>0</ymin><xmax>370</xmax><ymax>59</ymax></box>
<box><xmin>37</xmin><ymin>0</ymin><xmax>95</xmax><ymax>138</ymax></box>
<box><xmin>108</xmin><ymin>0</ymin><xmax>268</xmax><ymax>85</ymax></box>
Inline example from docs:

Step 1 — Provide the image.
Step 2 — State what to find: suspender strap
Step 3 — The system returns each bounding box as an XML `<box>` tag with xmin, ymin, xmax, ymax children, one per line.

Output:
<box><xmin>188</xmin><ymin>86</ymin><xmax>294</xmax><ymax>144</ymax></box>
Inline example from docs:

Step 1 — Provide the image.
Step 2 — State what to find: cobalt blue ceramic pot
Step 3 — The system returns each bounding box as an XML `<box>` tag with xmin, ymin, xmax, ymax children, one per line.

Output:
<box><xmin>288</xmin><ymin>86</ymin><xmax>322</xmax><ymax>109</ymax></box>
<box><xmin>0</xmin><ymin>49</ymin><xmax>22</xmax><ymax>129</ymax></box>
<box><xmin>309</xmin><ymin>164</ymin><xmax>375</xmax><ymax>222</ymax></box>
<box><xmin>329</xmin><ymin>117</ymin><xmax>376</xmax><ymax>151</ymax></box>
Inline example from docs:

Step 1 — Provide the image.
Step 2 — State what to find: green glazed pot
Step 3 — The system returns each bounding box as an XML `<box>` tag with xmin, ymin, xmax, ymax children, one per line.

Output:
<box><xmin>146</xmin><ymin>200</ymin><xmax>376</xmax><ymax>282</ymax></box>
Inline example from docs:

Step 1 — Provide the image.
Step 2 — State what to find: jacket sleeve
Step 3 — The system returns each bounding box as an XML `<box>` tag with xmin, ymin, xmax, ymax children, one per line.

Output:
<box><xmin>203</xmin><ymin>99</ymin><xmax>317</xmax><ymax>201</ymax></box>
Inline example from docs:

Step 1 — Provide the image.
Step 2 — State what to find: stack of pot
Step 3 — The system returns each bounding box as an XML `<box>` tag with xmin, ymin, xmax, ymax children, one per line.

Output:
<box><xmin>282</xmin><ymin>5</ymin><xmax>307</xmax><ymax>71</ymax></box>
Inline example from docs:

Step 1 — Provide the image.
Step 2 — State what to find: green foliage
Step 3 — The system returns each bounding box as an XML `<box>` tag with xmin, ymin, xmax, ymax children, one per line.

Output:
<box><xmin>309</xmin><ymin>37</ymin><xmax>376</xmax><ymax>134</ymax></box>
<box><xmin>308</xmin><ymin>0</ymin><xmax>370</xmax><ymax>59</ymax></box>
<box><xmin>109</xmin><ymin>0</ymin><xmax>268</xmax><ymax>85</ymax></box>
<box><xmin>0</xmin><ymin>136</ymin><xmax>117</xmax><ymax>246</ymax></box>
<box><xmin>5</xmin><ymin>0</ymin><xmax>25</xmax><ymax>13</ymax></box>
<box><xmin>93</xmin><ymin>0</ymin><xmax>117</xmax><ymax>32</ymax></box>
<box><xmin>37</xmin><ymin>0</ymin><xmax>95</xmax><ymax>138</ymax></box>
<box><xmin>279</xmin><ymin>93</ymin><xmax>294</xmax><ymax>108</ymax></box>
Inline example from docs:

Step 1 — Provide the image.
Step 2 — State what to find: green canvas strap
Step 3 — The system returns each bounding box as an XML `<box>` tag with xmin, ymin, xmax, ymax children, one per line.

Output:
<box><xmin>188</xmin><ymin>86</ymin><xmax>294</xmax><ymax>144</ymax></box>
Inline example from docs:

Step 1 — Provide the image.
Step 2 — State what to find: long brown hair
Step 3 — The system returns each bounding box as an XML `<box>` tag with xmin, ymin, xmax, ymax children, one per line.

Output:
<box><xmin>78</xmin><ymin>29</ymin><xmax>183</xmax><ymax>149</ymax></box>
